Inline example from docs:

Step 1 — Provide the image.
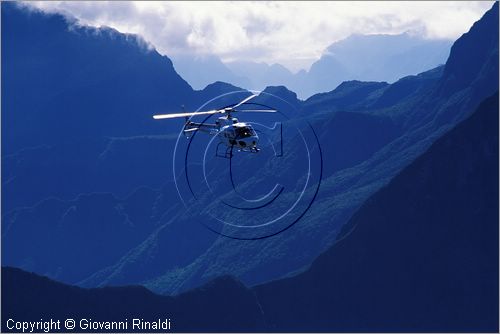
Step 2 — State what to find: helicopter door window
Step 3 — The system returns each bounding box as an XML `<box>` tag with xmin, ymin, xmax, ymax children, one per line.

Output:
<box><xmin>235</xmin><ymin>127</ymin><xmax>254</xmax><ymax>138</ymax></box>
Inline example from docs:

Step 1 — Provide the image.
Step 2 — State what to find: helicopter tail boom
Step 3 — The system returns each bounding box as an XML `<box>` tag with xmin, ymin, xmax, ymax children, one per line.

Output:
<box><xmin>184</xmin><ymin>121</ymin><xmax>218</xmax><ymax>134</ymax></box>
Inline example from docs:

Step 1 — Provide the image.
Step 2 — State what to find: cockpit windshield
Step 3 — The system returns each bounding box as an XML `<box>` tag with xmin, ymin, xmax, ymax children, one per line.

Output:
<box><xmin>235</xmin><ymin>126</ymin><xmax>256</xmax><ymax>138</ymax></box>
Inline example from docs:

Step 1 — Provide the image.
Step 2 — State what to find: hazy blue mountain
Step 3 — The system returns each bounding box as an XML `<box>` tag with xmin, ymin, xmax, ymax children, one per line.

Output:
<box><xmin>259</xmin><ymin>85</ymin><xmax>302</xmax><ymax>109</ymax></box>
<box><xmin>2</xmin><ymin>0</ymin><xmax>498</xmax><ymax>299</ymax></box>
<box><xmin>171</xmin><ymin>54</ymin><xmax>251</xmax><ymax>90</ymax></box>
<box><xmin>170</xmin><ymin>33</ymin><xmax>452</xmax><ymax>99</ymax></box>
<box><xmin>326</xmin><ymin>33</ymin><xmax>451</xmax><ymax>79</ymax></box>
<box><xmin>4</xmin><ymin>91</ymin><xmax>497</xmax><ymax>332</ymax></box>
<box><xmin>225</xmin><ymin>60</ymin><xmax>296</xmax><ymax>91</ymax></box>
<box><xmin>296</xmin><ymin>33</ymin><xmax>452</xmax><ymax>98</ymax></box>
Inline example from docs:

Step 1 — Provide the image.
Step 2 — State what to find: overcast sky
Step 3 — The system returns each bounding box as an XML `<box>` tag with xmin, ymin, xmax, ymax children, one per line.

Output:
<box><xmin>26</xmin><ymin>1</ymin><xmax>493</xmax><ymax>72</ymax></box>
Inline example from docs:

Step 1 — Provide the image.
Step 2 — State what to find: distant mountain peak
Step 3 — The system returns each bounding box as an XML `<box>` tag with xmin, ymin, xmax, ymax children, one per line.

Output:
<box><xmin>335</xmin><ymin>80</ymin><xmax>388</xmax><ymax>89</ymax></box>
<box><xmin>200</xmin><ymin>81</ymin><xmax>245</xmax><ymax>94</ymax></box>
<box><xmin>262</xmin><ymin>85</ymin><xmax>298</xmax><ymax>98</ymax></box>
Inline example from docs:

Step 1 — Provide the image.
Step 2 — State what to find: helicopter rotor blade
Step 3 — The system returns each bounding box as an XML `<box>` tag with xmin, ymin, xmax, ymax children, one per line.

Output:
<box><xmin>153</xmin><ymin>94</ymin><xmax>275</xmax><ymax>120</ymax></box>
<box><xmin>232</xmin><ymin>93</ymin><xmax>259</xmax><ymax>109</ymax></box>
<box><xmin>153</xmin><ymin>109</ymin><xmax>223</xmax><ymax>120</ymax></box>
<box><xmin>239</xmin><ymin>109</ymin><xmax>277</xmax><ymax>113</ymax></box>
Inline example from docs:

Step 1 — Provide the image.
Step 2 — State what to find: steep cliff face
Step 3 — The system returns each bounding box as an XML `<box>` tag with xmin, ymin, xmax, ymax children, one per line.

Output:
<box><xmin>2</xmin><ymin>3</ymin><xmax>194</xmax><ymax>153</ymax></box>
<box><xmin>255</xmin><ymin>92</ymin><xmax>499</xmax><ymax>332</ymax></box>
<box><xmin>438</xmin><ymin>2</ymin><xmax>499</xmax><ymax>97</ymax></box>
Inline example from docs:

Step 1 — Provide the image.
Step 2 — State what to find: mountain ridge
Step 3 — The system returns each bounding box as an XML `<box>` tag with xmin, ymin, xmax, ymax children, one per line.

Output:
<box><xmin>173</xmin><ymin>32</ymin><xmax>453</xmax><ymax>99</ymax></box>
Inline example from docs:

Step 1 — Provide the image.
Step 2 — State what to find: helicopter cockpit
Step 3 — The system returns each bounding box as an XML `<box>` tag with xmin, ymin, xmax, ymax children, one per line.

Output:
<box><xmin>235</xmin><ymin>126</ymin><xmax>256</xmax><ymax>139</ymax></box>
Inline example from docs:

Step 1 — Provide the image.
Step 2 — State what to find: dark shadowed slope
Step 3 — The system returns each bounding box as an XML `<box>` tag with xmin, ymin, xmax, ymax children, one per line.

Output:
<box><xmin>4</xmin><ymin>92</ymin><xmax>498</xmax><ymax>332</ymax></box>
<box><xmin>2</xmin><ymin>267</ymin><xmax>264</xmax><ymax>333</ymax></box>
<box><xmin>255</xmin><ymin>92</ymin><xmax>499</xmax><ymax>332</ymax></box>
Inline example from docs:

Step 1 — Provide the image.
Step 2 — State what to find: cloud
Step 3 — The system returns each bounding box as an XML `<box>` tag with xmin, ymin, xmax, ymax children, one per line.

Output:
<box><xmin>25</xmin><ymin>1</ymin><xmax>493</xmax><ymax>72</ymax></box>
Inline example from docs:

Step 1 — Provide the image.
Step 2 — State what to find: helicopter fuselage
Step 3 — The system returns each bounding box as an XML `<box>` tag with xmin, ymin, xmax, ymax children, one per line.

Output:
<box><xmin>153</xmin><ymin>94</ymin><xmax>276</xmax><ymax>156</ymax></box>
<box><xmin>185</xmin><ymin>116</ymin><xmax>259</xmax><ymax>152</ymax></box>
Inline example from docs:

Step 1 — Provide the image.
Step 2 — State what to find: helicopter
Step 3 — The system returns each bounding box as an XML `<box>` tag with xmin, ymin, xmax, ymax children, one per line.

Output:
<box><xmin>153</xmin><ymin>94</ymin><xmax>276</xmax><ymax>158</ymax></box>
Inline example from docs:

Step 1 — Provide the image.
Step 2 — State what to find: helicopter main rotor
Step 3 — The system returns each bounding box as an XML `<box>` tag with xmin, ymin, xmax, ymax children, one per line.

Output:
<box><xmin>153</xmin><ymin>94</ymin><xmax>276</xmax><ymax>120</ymax></box>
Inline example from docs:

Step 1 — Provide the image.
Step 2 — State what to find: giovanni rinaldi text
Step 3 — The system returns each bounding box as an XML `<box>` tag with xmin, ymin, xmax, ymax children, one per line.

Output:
<box><xmin>6</xmin><ymin>318</ymin><xmax>172</xmax><ymax>332</ymax></box>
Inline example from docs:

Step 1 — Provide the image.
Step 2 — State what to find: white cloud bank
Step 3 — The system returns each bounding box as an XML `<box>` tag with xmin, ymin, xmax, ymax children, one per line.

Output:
<box><xmin>26</xmin><ymin>1</ymin><xmax>493</xmax><ymax>72</ymax></box>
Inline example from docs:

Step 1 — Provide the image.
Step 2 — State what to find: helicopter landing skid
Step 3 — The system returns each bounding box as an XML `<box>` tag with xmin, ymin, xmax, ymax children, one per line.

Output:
<box><xmin>215</xmin><ymin>143</ymin><xmax>260</xmax><ymax>158</ymax></box>
<box><xmin>240</xmin><ymin>147</ymin><xmax>260</xmax><ymax>153</ymax></box>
